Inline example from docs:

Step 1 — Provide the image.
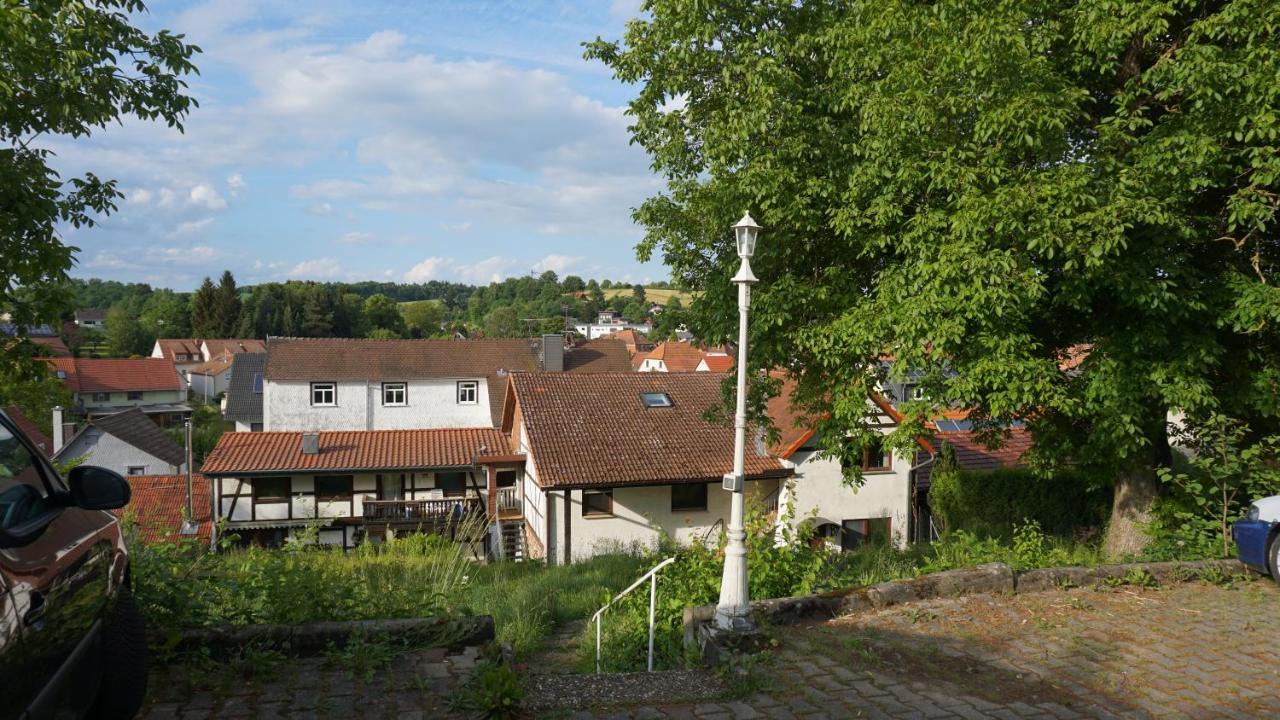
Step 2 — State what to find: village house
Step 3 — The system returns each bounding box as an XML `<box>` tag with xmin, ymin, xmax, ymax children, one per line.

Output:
<box><xmin>200</xmin><ymin>427</ymin><xmax>524</xmax><ymax>552</ymax></box>
<box><xmin>47</xmin><ymin>356</ymin><xmax>188</xmax><ymax>425</ymax></box>
<box><xmin>222</xmin><ymin>352</ymin><xmax>265</xmax><ymax>432</ymax></box>
<box><xmin>113</xmin><ymin>473</ymin><xmax>214</xmax><ymax>545</ymax></box>
<box><xmin>573</xmin><ymin>310</ymin><xmax>652</xmax><ymax>340</ymax></box>
<box><xmin>1</xmin><ymin>323</ymin><xmax>71</xmax><ymax>356</ymax></box>
<box><xmin>74</xmin><ymin>308</ymin><xmax>106</xmax><ymax>330</ymax></box>
<box><xmin>52</xmin><ymin>407</ymin><xmax>187</xmax><ymax>477</ymax></box>
<box><xmin>188</xmin><ymin>355</ymin><xmax>235</xmax><ymax>401</ymax></box>
<box><xmin>502</xmin><ymin>371</ymin><xmax>793</xmax><ymax>563</ymax></box>
<box><xmin>152</xmin><ymin>337</ymin><xmax>266</xmax><ymax>387</ymax></box>
<box><xmin>909</xmin><ymin>424</ymin><xmax>1032</xmax><ymax>542</ymax></box>
<box><xmin>636</xmin><ymin>341</ymin><xmax>721</xmax><ymax>373</ymax></box>
<box><xmin>261</xmin><ymin>336</ymin><xmax>629</xmax><ymax>432</ymax></box>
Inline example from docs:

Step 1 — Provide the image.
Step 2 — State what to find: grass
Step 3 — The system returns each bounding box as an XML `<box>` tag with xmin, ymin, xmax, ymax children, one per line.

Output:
<box><xmin>601</xmin><ymin>287</ymin><xmax>697</xmax><ymax>306</ymax></box>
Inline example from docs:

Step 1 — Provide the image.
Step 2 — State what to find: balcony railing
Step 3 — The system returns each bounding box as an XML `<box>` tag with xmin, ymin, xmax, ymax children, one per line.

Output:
<box><xmin>362</xmin><ymin>498</ymin><xmax>484</xmax><ymax>523</ymax></box>
<box><xmin>496</xmin><ymin>486</ymin><xmax>521</xmax><ymax>513</ymax></box>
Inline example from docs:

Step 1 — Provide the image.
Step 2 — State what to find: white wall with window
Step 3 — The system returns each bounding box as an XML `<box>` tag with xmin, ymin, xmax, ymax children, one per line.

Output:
<box><xmin>264</xmin><ymin>377</ymin><xmax>496</xmax><ymax>430</ymax></box>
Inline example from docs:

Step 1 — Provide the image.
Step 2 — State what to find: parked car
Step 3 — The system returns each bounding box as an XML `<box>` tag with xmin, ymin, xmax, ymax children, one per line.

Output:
<box><xmin>0</xmin><ymin>408</ymin><xmax>147</xmax><ymax>719</ymax></box>
<box><xmin>1233</xmin><ymin>495</ymin><xmax>1280</xmax><ymax>583</ymax></box>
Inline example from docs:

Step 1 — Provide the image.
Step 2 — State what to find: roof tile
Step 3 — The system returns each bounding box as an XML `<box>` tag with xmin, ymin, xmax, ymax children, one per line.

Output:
<box><xmin>201</xmin><ymin>427</ymin><xmax>512</xmax><ymax>475</ymax></box>
<box><xmin>113</xmin><ymin>474</ymin><xmax>212</xmax><ymax>544</ymax></box>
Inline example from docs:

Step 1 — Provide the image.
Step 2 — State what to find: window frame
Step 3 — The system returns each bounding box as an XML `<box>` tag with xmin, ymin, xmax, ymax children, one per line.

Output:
<box><xmin>436</xmin><ymin>471</ymin><xmax>468</xmax><ymax>498</ymax></box>
<box><xmin>671</xmin><ymin>483</ymin><xmax>708</xmax><ymax>512</ymax></box>
<box><xmin>456</xmin><ymin>380</ymin><xmax>478</xmax><ymax>405</ymax></box>
<box><xmin>252</xmin><ymin>373</ymin><xmax>264</xmax><ymax>394</ymax></box>
<box><xmin>314</xmin><ymin>475</ymin><xmax>354</xmax><ymax>502</ymax></box>
<box><xmin>310</xmin><ymin>382</ymin><xmax>337</xmax><ymax>407</ymax></box>
<box><xmin>253</xmin><ymin>477</ymin><xmax>292</xmax><ymax>503</ymax></box>
<box><xmin>862</xmin><ymin>436</ymin><xmax>893</xmax><ymax>472</ymax></box>
<box><xmin>92</xmin><ymin>392</ymin><xmax>111</xmax><ymax>403</ymax></box>
<box><xmin>382</xmin><ymin>381</ymin><xmax>408</xmax><ymax>407</ymax></box>
<box><xmin>126</xmin><ymin>390</ymin><xmax>144</xmax><ymax>401</ymax></box>
<box><xmin>582</xmin><ymin>489</ymin><xmax>614</xmax><ymax>517</ymax></box>
<box><xmin>842</xmin><ymin>517</ymin><xmax>892</xmax><ymax>549</ymax></box>
<box><xmin>127</xmin><ymin>466</ymin><xmax>146</xmax><ymax>476</ymax></box>
<box><xmin>640</xmin><ymin>392</ymin><xmax>673</xmax><ymax>408</ymax></box>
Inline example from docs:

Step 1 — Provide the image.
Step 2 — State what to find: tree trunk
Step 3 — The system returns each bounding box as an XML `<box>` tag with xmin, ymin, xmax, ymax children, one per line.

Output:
<box><xmin>1102</xmin><ymin>465</ymin><xmax>1160</xmax><ymax>559</ymax></box>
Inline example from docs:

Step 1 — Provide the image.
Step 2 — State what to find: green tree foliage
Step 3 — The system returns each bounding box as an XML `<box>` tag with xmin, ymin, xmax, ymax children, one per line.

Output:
<box><xmin>1</xmin><ymin>0</ymin><xmax>198</xmax><ymax>375</ymax></box>
<box><xmin>622</xmin><ymin>300</ymin><xmax>647</xmax><ymax>324</ymax></box>
<box><xmin>0</xmin><ymin>372</ymin><xmax>71</xmax><ymax>436</ymax></box>
<box><xmin>401</xmin><ymin>300</ymin><xmax>444</xmax><ymax>337</ymax></box>
<box><xmin>104</xmin><ymin>305</ymin><xmax>150</xmax><ymax>356</ymax></box>
<box><xmin>362</xmin><ymin>293</ymin><xmax>405</xmax><ymax>337</ymax></box>
<box><xmin>483</xmin><ymin>306</ymin><xmax>522</xmax><ymax>339</ymax></box>
<box><xmin>301</xmin><ymin>287</ymin><xmax>335</xmax><ymax>337</ymax></box>
<box><xmin>189</xmin><ymin>277</ymin><xmax>218</xmax><ymax>338</ymax></box>
<box><xmin>140</xmin><ymin>289</ymin><xmax>190</xmax><ymax>338</ymax></box>
<box><xmin>561</xmin><ymin>275</ymin><xmax>586</xmax><ymax>293</ymax></box>
<box><xmin>213</xmin><ymin>270</ymin><xmax>240</xmax><ymax>337</ymax></box>
<box><xmin>588</xmin><ymin>0</ymin><xmax>1280</xmax><ymax>557</ymax></box>
<box><xmin>630</xmin><ymin>284</ymin><xmax>646</xmax><ymax>304</ymax></box>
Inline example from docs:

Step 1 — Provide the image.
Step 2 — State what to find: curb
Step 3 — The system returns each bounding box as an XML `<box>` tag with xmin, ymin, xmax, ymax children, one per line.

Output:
<box><xmin>166</xmin><ymin>614</ymin><xmax>495</xmax><ymax>657</ymax></box>
<box><xmin>683</xmin><ymin>558</ymin><xmax>1247</xmax><ymax>643</ymax></box>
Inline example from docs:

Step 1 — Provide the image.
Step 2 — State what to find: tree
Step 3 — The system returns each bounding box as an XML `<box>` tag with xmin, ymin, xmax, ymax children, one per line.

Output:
<box><xmin>631</xmin><ymin>284</ymin><xmax>647</xmax><ymax>304</ymax></box>
<box><xmin>589</xmin><ymin>1</ymin><xmax>1280</xmax><ymax>557</ymax></box>
<box><xmin>622</xmin><ymin>300</ymin><xmax>648</xmax><ymax>324</ymax></box>
<box><xmin>190</xmin><ymin>277</ymin><xmax>218</xmax><ymax>338</ymax></box>
<box><xmin>363</xmin><ymin>294</ymin><xmax>405</xmax><ymax>337</ymax></box>
<box><xmin>483</xmin><ymin>306</ymin><xmax>522</xmax><ymax>339</ymax></box>
<box><xmin>140</xmin><ymin>289</ymin><xmax>189</xmax><ymax>338</ymax></box>
<box><xmin>213</xmin><ymin>270</ymin><xmax>241</xmax><ymax>338</ymax></box>
<box><xmin>0</xmin><ymin>372</ymin><xmax>71</xmax><ymax>436</ymax></box>
<box><xmin>104</xmin><ymin>305</ymin><xmax>150</xmax><ymax>356</ymax></box>
<box><xmin>538</xmin><ymin>270</ymin><xmax>559</xmax><ymax>286</ymax></box>
<box><xmin>301</xmin><ymin>287</ymin><xmax>334</xmax><ymax>337</ymax></box>
<box><xmin>401</xmin><ymin>300</ymin><xmax>444</xmax><ymax>337</ymax></box>
<box><xmin>1</xmin><ymin>0</ymin><xmax>199</xmax><ymax>376</ymax></box>
<box><xmin>562</xmin><ymin>275</ymin><xmax>586</xmax><ymax>293</ymax></box>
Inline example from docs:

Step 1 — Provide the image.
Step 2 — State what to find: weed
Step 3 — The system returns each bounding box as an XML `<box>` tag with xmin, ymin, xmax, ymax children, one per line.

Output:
<box><xmin>449</xmin><ymin>660</ymin><xmax>525</xmax><ymax>719</ymax></box>
<box><xmin>719</xmin><ymin>651</ymin><xmax>775</xmax><ymax>700</ymax></box>
<box><xmin>902</xmin><ymin>608</ymin><xmax>937</xmax><ymax>624</ymax></box>
<box><xmin>1066</xmin><ymin>597</ymin><xmax>1094</xmax><ymax>611</ymax></box>
<box><xmin>1032</xmin><ymin>616</ymin><xmax>1055</xmax><ymax>631</ymax></box>
<box><xmin>324</xmin><ymin>633</ymin><xmax>400</xmax><ymax>681</ymax></box>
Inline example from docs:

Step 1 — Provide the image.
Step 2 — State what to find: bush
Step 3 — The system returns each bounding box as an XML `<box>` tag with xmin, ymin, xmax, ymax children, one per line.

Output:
<box><xmin>929</xmin><ymin>444</ymin><xmax>1107</xmax><ymax>538</ymax></box>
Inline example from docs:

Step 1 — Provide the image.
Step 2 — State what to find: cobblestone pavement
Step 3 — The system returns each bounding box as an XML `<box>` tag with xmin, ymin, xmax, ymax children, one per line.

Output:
<box><xmin>552</xmin><ymin>580</ymin><xmax>1280</xmax><ymax>719</ymax></box>
<box><xmin>138</xmin><ymin>645</ymin><xmax>479</xmax><ymax>719</ymax></box>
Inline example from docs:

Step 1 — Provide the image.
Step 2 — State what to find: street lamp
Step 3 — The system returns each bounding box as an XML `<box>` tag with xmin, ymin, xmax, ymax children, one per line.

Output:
<box><xmin>714</xmin><ymin>211</ymin><xmax>761</xmax><ymax>632</ymax></box>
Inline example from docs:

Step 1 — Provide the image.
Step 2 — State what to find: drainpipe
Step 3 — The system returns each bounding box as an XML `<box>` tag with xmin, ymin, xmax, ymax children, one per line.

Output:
<box><xmin>185</xmin><ymin>419</ymin><xmax>194</xmax><ymax>521</ymax></box>
<box><xmin>52</xmin><ymin>406</ymin><xmax>64</xmax><ymax>453</ymax></box>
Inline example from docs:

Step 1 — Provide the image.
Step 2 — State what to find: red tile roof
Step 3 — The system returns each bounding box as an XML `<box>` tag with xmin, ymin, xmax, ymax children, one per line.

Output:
<box><xmin>203</xmin><ymin>338</ymin><xmax>266</xmax><ymax>359</ymax></box>
<box><xmin>154</xmin><ymin>338</ymin><xmax>204</xmax><ymax>362</ymax></box>
<box><xmin>114</xmin><ymin>474</ymin><xmax>212</xmax><ymax>544</ymax></box>
<box><xmin>699</xmin><ymin>355</ymin><xmax>734</xmax><ymax>372</ymax></box>
<box><xmin>3</xmin><ymin>405</ymin><xmax>53</xmax><ymax>458</ymax></box>
<box><xmin>188</xmin><ymin>356</ymin><xmax>234</xmax><ymax>376</ymax></box>
<box><xmin>266</xmin><ymin>338</ymin><xmax>543</xmax><ymax>381</ymax></box>
<box><xmin>505</xmin><ymin>372</ymin><xmax>791</xmax><ymax>489</ymax></box>
<box><xmin>30</xmin><ymin>336</ymin><xmax>70</xmax><ymax>356</ymax></box>
<box><xmin>914</xmin><ymin>427</ymin><xmax>1032</xmax><ymax>485</ymax></box>
<box><xmin>764</xmin><ymin>375</ymin><xmax>936</xmax><ymax>458</ymax></box>
<box><xmin>563</xmin><ymin>339</ymin><xmax>632</xmax><ymax>373</ymax></box>
<box><xmin>47</xmin><ymin>357</ymin><xmax>182</xmax><ymax>393</ymax></box>
<box><xmin>640</xmin><ymin>341</ymin><xmax>708</xmax><ymax>372</ymax></box>
<box><xmin>201</xmin><ymin>427</ymin><xmax>513</xmax><ymax>475</ymax></box>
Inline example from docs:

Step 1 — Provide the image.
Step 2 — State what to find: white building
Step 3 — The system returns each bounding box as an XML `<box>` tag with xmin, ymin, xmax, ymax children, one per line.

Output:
<box><xmin>48</xmin><ymin>356</ymin><xmax>189</xmax><ymax>426</ymax></box>
<box><xmin>52</xmin><ymin>407</ymin><xmax>187</xmax><ymax>477</ymax></box>
<box><xmin>572</xmin><ymin>310</ymin><xmax>653</xmax><ymax>340</ymax></box>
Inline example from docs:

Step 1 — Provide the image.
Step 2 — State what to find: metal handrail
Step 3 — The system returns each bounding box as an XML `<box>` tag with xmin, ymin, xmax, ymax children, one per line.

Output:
<box><xmin>591</xmin><ymin>556</ymin><xmax>676</xmax><ymax>674</ymax></box>
<box><xmin>700</xmin><ymin>518</ymin><xmax>725</xmax><ymax>546</ymax></box>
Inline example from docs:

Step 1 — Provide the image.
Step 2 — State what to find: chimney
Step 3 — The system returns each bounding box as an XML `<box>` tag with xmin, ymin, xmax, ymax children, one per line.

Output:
<box><xmin>52</xmin><ymin>406</ymin><xmax>64</xmax><ymax>453</ymax></box>
<box><xmin>541</xmin><ymin>334</ymin><xmax>565</xmax><ymax>372</ymax></box>
<box><xmin>181</xmin><ymin>419</ymin><xmax>197</xmax><ymax>535</ymax></box>
<box><xmin>302</xmin><ymin>432</ymin><xmax>320</xmax><ymax>455</ymax></box>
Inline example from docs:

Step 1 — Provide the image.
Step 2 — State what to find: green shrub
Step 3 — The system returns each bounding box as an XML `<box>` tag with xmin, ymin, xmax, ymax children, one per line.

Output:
<box><xmin>450</xmin><ymin>660</ymin><xmax>525</xmax><ymax>719</ymax></box>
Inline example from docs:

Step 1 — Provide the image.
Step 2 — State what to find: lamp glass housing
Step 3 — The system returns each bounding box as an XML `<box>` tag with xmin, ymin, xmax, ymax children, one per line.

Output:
<box><xmin>733</xmin><ymin>212</ymin><xmax>761</xmax><ymax>259</ymax></box>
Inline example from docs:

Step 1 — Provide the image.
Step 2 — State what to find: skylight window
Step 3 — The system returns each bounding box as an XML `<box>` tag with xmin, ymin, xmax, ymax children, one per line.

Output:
<box><xmin>641</xmin><ymin>392</ymin><xmax>673</xmax><ymax>408</ymax></box>
<box><xmin>252</xmin><ymin>373</ymin><xmax>263</xmax><ymax>394</ymax></box>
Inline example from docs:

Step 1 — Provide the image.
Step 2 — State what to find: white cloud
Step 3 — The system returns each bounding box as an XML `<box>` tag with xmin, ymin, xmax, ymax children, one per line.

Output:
<box><xmin>538</xmin><ymin>224</ymin><xmax>562</xmax><ymax>236</ymax></box>
<box><xmin>286</xmin><ymin>257</ymin><xmax>345</xmax><ymax>279</ymax></box>
<box><xmin>440</xmin><ymin>221</ymin><xmax>471</xmax><ymax>233</ymax></box>
<box><xmin>532</xmin><ymin>254</ymin><xmax>582</xmax><ymax>275</ymax></box>
<box><xmin>171</xmin><ymin>217</ymin><xmax>217</xmax><ymax>236</ymax></box>
<box><xmin>188</xmin><ymin>183</ymin><xmax>228</xmax><ymax>210</ymax></box>
<box><xmin>404</xmin><ymin>256</ymin><xmax>451</xmax><ymax>282</ymax></box>
<box><xmin>126</xmin><ymin>188</ymin><xmax>153</xmax><ymax>205</ymax></box>
<box><xmin>336</xmin><ymin>231</ymin><xmax>373</xmax><ymax>244</ymax></box>
<box><xmin>456</xmin><ymin>256</ymin><xmax>520</xmax><ymax>284</ymax></box>
<box><xmin>226</xmin><ymin>173</ymin><xmax>247</xmax><ymax>194</ymax></box>
<box><xmin>305</xmin><ymin>202</ymin><xmax>336</xmax><ymax>216</ymax></box>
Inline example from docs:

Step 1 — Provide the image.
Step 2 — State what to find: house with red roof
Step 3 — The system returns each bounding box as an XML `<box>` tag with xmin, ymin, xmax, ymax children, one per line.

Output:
<box><xmin>113</xmin><ymin>474</ymin><xmax>214</xmax><ymax>545</ymax></box>
<box><xmin>635</xmin><ymin>341</ymin><xmax>712</xmax><ymax>373</ymax></box>
<box><xmin>151</xmin><ymin>337</ymin><xmax>266</xmax><ymax>388</ymax></box>
<box><xmin>48</xmin><ymin>356</ymin><xmax>188</xmax><ymax>425</ymax></box>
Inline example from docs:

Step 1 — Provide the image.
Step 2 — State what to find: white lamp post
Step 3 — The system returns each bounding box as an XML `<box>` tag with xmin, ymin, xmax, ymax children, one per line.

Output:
<box><xmin>714</xmin><ymin>211</ymin><xmax>761</xmax><ymax>632</ymax></box>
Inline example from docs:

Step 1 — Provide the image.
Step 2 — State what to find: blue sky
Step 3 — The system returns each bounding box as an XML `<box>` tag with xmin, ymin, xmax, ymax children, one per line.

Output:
<box><xmin>52</xmin><ymin>0</ymin><xmax>664</xmax><ymax>290</ymax></box>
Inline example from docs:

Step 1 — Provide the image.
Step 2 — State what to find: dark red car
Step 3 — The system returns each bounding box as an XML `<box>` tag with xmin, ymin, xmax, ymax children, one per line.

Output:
<box><xmin>0</xmin><ymin>408</ymin><xmax>147</xmax><ymax>719</ymax></box>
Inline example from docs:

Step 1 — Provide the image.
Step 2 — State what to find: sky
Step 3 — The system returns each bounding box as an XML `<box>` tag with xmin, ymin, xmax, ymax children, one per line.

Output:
<box><xmin>51</xmin><ymin>0</ymin><xmax>664</xmax><ymax>291</ymax></box>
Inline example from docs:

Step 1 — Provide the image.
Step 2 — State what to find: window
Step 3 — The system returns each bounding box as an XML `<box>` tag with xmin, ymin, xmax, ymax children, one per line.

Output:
<box><xmin>0</xmin><ymin>417</ymin><xmax>60</xmax><ymax>532</ymax></box>
<box><xmin>253</xmin><ymin>373</ymin><xmax>263</xmax><ymax>394</ymax></box>
<box><xmin>55</xmin><ymin>370</ymin><xmax>67</xmax><ymax>379</ymax></box>
<box><xmin>496</xmin><ymin>470</ymin><xmax>517</xmax><ymax>488</ymax></box>
<box><xmin>671</xmin><ymin>483</ymin><xmax>708</xmax><ymax>512</ymax></box>
<box><xmin>456</xmin><ymin>381</ymin><xmax>478</xmax><ymax>405</ymax></box>
<box><xmin>127</xmin><ymin>466</ymin><xmax>146</xmax><ymax>476</ymax></box>
<box><xmin>640</xmin><ymin>392</ymin><xmax>673</xmax><ymax>408</ymax></box>
<box><xmin>382</xmin><ymin>382</ymin><xmax>407</xmax><ymax>406</ymax></box>
<box><xmin>250</xmin><ymin>423</ymin><xmax>264</xmax><ymax>432</ymax></box>
<box><xmin>315</xmin><ymin>475</ymin><xmax>353</xmax><ymax>501</ymax></box>
<box><xmin>127</xmin><ymin>391</ymin><xmax>143</xmax><ymax>401</ymax></box>
<box><xmin>862</xmin><ymin>437</ymin><xmax>892</xmax><ymax>471</ymax></box>
<box><xmin>92</xmin><ymin>392</ymin><xmax>110</xmax><ymax>402</ymax></box>
<box><xmin>912</xmin><ymin>385</ymin><xmax>926</xmax><ymax>401</ymax></box>
<box><xmin>253</xmin><ymin>477</ymin><xmax>291</xmax><ymax>502</ymax></box>
<box><xmin>311</xmin><ymin>382</ymin><xmax>336</xmax><ymax>406</ymax></box>
<box><xmin>841</xmin><ymin>518</ymin><xmax>891</xmax><ymax>550</ymax></box>
<box><xmin>436</xmin><ymin>472</ymin><xmax>467</xmax><ymax>498</ymax></box>
<box><xmin>583</xmin><ymin>489</ymin><xmax>613</xmax><ymax>517</ymax></box>
<box><xmin>175</xmin><ymin>353</ymin><xmax>188</xmax><ymax>362</ymax></box>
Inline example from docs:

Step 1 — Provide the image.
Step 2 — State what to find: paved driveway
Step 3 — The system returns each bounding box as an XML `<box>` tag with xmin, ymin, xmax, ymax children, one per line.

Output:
<box><xmin>552</xmin><ymin>580</ymin><xmax>1280</xmax><ymax>719</ymax></box>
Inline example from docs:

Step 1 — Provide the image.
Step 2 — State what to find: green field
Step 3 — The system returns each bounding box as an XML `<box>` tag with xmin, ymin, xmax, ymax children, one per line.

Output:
<box><xmin>602</xmin><ymin>287</ymin><xmax>696</xmax><ymax>306</ymax></box>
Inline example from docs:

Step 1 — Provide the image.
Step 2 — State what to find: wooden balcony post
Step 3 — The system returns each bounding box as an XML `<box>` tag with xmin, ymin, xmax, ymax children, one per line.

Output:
<box><xmin>485</xmin><ymin>464</ymin><xmax>498</xmax><ymax>521</ymax></box>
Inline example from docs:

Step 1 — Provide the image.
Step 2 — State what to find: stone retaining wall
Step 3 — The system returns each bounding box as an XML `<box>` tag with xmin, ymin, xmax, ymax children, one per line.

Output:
<box><xmin>168</xmin><ymin>614</ymin><xmax>495</xmax><ymax>656</ymax></box>
<box><xmin>684</xmin><ymin>558</ymin><xmax>1248</xmax><ymax>647</ymax></box>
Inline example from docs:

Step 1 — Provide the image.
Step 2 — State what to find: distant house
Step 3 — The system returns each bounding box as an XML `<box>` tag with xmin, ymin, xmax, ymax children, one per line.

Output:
<box><xmin>152</xmin><ymin>338</ymin><xmax>266</xmax><ymax>387</ymax></box>
<box><xmin>188</xmin><ymin>356</ymin><xmax>235</xmax><ymax>401</ymax></box>
<box><xmin>572</xmin><ymin>310</ymin><xmax>653</xmax><ymax>340</ymax></box>
<box><xmin>53</xmin><ymin>408</ymin><xmax>187</xmax><ymax>477</ymax></box>
<box><xmin>696</xmin><ymin>354</ymin><xmax>734</xmax><ymax>373</ymax></box>
<box><xmin>610</xmin><ymin>329</ymin><xmax>655</xmax><ymax>357</ymax></box>
<box><xmin>1</xmin><ymin>323</ymin><xmax>70</xmax><ymax>356</ymax></box>
<box><xmin>503</xmin><ymin>372</ymin><xmax>794</xmax><ymax>563</ymax></box>
<box><xmin>909</xmin><ymin>426</ymin><xmax>1032</xmax><ymax>542</ymax></box>
<box><xmin>261</xmin><ymin>336</ymin><xmax>630</xmax><ymax>432</ymax></box>
<box><xmin>47</xmin><ymin>357</ymin><xmax>188</xmax><ymax>425</ymax></box>
<box><xmin>2</xmin><ymin>405</ymin><xmax>53</xmax><ymax>458</ymax></box>
<box><xmin>223</xmin><ymin>352</ymin><xmax>266</xmax><ymax>432</ymax></box>
<box><xmin>113</xmin><ymin>473</ymin><xmax>213</xmax><ymax>545</ymax></box>
<box><xmin>636</xmin><ymin>341</ymin><xmax>709</xmax><ymax>373</ymax></box>
<box><xmin>75</xmin><ymin>309</ymin><xmax>107</xmax><ymax>330</ymax></box>
<box><xmin>201</xmin><ymin>427</ymin><xmax>521</xmax><ymax>550</ymax></box>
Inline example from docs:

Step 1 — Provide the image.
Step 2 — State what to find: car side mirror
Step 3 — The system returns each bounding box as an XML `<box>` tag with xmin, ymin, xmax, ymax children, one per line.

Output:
<box><xmin>68</xmin><ymin>466</ymin><xmax>131</xmax><ymax>510</ymax></box>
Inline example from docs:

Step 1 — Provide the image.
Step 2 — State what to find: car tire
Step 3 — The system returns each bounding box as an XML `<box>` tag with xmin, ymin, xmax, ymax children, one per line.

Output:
<box><xmin>90</xmin><ymin>586</ymin><xmax>149</xmax><ymax>719</ymax></box>
<box><xmin>1270</xmin><ymin>532</ymin><xmax>1280</xmax><ymax>585</ymax></box>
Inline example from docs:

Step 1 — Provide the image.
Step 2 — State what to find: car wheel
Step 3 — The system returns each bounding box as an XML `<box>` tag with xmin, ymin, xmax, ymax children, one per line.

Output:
<box><xmin>90</xmin><ymin>586</ymin><xmax>149</xmax><ymax>719</ymax></box>
<box><xmin>1270</xmin><ymin>532</ymin><xmax>1280</xmax><ymax>585</ymax></box>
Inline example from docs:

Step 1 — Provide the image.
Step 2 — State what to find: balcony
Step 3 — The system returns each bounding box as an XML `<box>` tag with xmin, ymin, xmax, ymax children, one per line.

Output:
<box><xmin>361</xmin><ymin>497</ymin><xmax>484</xmax><ymax>524</ymax></box>
<box><xmin>493</xmin><ymin>486</ymin><xmax>522</xmax><ymax>517</ymax></box>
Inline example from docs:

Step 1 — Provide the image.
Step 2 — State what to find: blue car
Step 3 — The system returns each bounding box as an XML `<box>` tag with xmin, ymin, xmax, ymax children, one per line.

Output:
<box><xmin>1234</xmin><ymin>495</ymin><xmax>1280</xmax><ymax>583</ymax></box>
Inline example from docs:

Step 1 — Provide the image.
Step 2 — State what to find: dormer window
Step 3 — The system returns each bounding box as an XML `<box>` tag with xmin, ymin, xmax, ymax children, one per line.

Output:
<box><xmin>640</xmin><ymin>392</ymin><xmax>673</xmax><ymax>408</ymax></box>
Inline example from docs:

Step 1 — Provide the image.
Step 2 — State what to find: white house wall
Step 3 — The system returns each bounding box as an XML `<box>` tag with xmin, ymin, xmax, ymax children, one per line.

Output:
<box><xmin>780</xmin><ymin>450</ymin><xmax>912</xmax><ymax>549</ymax></box>
<box><xmin>264</xmin><ymin>378</ymin><xmax>495</xmax><ymax>431</ymax></box>
<box><xmin>79</xmin><ymin>388</ymin><xmax>184</xmax><ymax>412</ymax></box>
<box><xmin>58</xmin><ymin>427</ymin><xmax>183</xmax><ymax>477</ymax></box>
